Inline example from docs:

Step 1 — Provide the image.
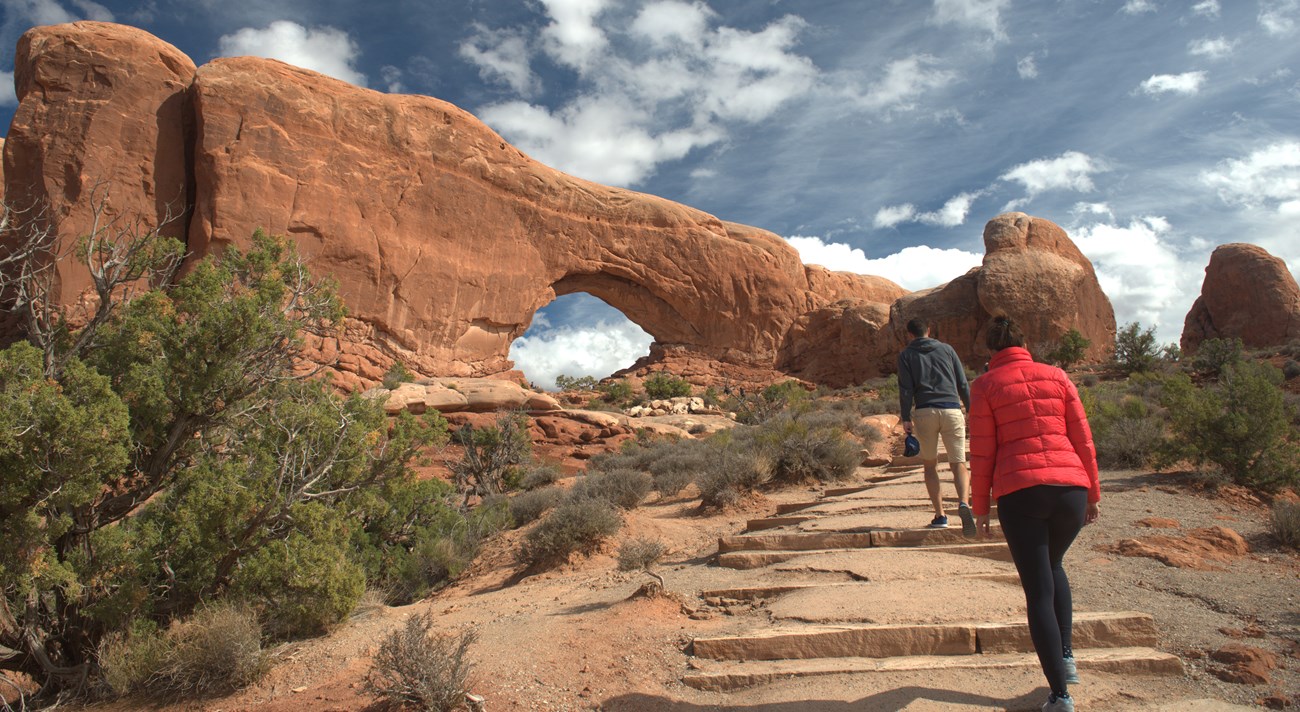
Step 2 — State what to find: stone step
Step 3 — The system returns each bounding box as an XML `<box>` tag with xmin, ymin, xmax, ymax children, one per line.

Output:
<box><xmin>718</xmin><ymin>526</ymin><xmax>1002</xmax><ymax>553</ymax></box>
<box><xmin>745</xmin><ymin>515</ymin><xmax>815</xmax><ymax>532</ymax></box>
<box><xmin>716</xmin><ymin>540</ymin><xmax>1012</xmax><ymax>569</ymax></box>
<box><xmin>822</xmin><ymin>473</ymin><xmax>911</xmax><ymax>497</ymax></box>
<box><xmin>700</xmin><ymin>573</ymin><xmax>1022</xmax><ymax>602</ymax></box>
<box><xmin>691</xmin><ymin>611</ymin><xmax>1159</xmax><ymax>663</ymax></box>
<box><xmin>682</xmin><ymin>646</ymin><xmax>1183</xmax><ymax>692</ymax></box>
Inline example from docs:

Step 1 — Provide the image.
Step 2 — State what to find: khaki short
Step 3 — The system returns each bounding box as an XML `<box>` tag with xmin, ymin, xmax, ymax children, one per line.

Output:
<box><xmin>912</xmin><ymin>408</ymin><xmax>967</xmax><ymax>463</ymax></box>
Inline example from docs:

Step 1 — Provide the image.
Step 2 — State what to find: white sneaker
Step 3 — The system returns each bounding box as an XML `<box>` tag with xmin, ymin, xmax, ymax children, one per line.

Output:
<box><xmin>1042</xmin><ymin>693</ymin><xmax>1075</xmax><ymax>712</ymax></box>
<box><xmin>1064</xmin><ymin>656</ymin><xmax>1079</xmax><ymax>684</ymax></box>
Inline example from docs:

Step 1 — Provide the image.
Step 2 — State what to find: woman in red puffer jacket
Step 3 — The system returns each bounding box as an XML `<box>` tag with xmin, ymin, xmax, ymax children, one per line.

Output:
<box><xmin>969</xmin><ymin>315</ymin><xmax>1100</xmax><ymax>712</ymax></box>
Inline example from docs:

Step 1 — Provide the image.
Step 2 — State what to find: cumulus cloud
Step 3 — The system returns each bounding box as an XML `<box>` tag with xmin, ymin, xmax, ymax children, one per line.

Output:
<box><xmin>470</xmin><ymin>5</ymin><xmax>819</xmax><ymax>186</ymax></box>
<box><xmin>1192</xmin><ymin>0</ymin><xmax>1220</xmax><ymax>18</ymax></box>
<box><xmin>1188</xmin><ymin>37</ymin><xmax>1235</xmax><ymax>59</ymax></box>
<box><xmin>1200</xmin><ymin>140</ymin><xmax>1300</xmax><ymax>213</ymax></box>
<box><xmin>874</xmin><ymin>191</ymin><xmax>983</xmax><ymax>229</ymax></box>
<box><xmin>1000</xmin><ymin>151</ymin><xmax>1104</xmax><ymax>197</ymax></box>
<box><xmin>1121</xmin><ymin>0</ymin><xmax>1157</xmax><ymax>15</ymax></box>
<box><xmin>0</xmin><ymin>0</ymin><xmax>113</xmax><ymax>28</ymax></box>
<box><xmin>1259</xmin><ymin>0</ymin><xmax>1299</xmax><ymax>35</ymax></box>
<box><xmin>1137</xmin><ymin>71</ymin><xmax>1207</xmax><ymax>95</ymax></box>
<box><xmin>1072</xmin><ymin>216</ymin><xmax>1201</xmax><ymax>343</ymax></box>
<box><xmin>217</xmin><ymin>21</ymin><xmax>366</xmax><ymax>86</ymax></box>
<box><xmin>786</xmin><ymin>236</ymin><xmax>982</xmax><ymax>291</ymax></box>
<box><xmin>379</xmin><ymin>65</ymin><xmax>404</xmax><ymax>93</ymax></box>
<box><xmin>930</xmin><ymin>0</ymin><xmax>1010</xmax><ymax>40</ymax></box>
<box><xmin>459</xmin><ymin>24</ymin><xmax>539</xmax><ymax>96</ymax></box>
<box><xmin>0</xmin><ymin>70</ymin><xmax>15</xmax><ymax>106</ymax></box>
<box><xmin>1016</xmin><ymin>54</ymin><xmax>1039</xmax><ymax>79</ymax></box>
<box><xmin>853</xmin><ymin>55</ymin><xmax>955</xmax><ymax>112</ymax></box>
<box><xmin>510</xmin><ymin>320</ymin><xmax>653</xmax><ymax>390</ymax></box>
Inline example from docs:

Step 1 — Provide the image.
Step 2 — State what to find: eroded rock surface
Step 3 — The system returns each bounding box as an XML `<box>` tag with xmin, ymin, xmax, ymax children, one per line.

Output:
<box><xmin>1182</xmin><ymin>243</ymin><xmax>1300</xmax><ymax>353</ymax></box>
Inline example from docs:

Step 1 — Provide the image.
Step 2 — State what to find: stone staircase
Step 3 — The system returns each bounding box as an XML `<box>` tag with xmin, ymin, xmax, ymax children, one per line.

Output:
<box><xmin>681</xmin><ymin>460</ymin><xmax>1183</xmax><ymax>694</ymax></box>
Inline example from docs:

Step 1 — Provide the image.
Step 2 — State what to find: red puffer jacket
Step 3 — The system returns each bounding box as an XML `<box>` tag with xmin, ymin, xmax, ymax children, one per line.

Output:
<box><xmin>969</xmin><ymin>346</ymin><xmax>1100</xmax><ymax>516</ymax></box>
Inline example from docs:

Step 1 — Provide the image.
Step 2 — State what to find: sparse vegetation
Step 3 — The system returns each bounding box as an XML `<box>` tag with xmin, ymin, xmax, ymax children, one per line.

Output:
<box><xmin>1114</xmin><ymin>322</ymin><xmax>1161</xmax><ymax>374</ymax></box>
<box><xmin>1270</xmin><ymin>500</ymin><xmax>1300</xmax><ymax>549</ymax></box>
<box><xmin>509</xmin><ymin>487</ymin><xmax>564</xmax><ymax>526</ymax></box>
<box><xmin>1046</xmin><ymin>329</ymin><xmax>1092</xmax><ymax>369</ymax></box>
<box><xmin>643</xmin><ymin>371</ymin><xmax>693</xmax><ymax>399</ymax></box>
<box><xmin>1189</xmin><ymin>337</ymin><xmax>1243</xmax><ymax>378</ymax></box>
<box><xmin>1080</xmin><ymin>380</ymin><xmax>1167</xmax><ymax>469</ymax></box>
<box><xmin>595</xmin><ymin>379</ymin><xmax>636</xmax><ymax>408</ymax></box>
<box><xmin>617</xmin><ymin>538</ymin><xmax>667</xmax><ymax>573</ymax></box>
<box><xmin>383</xmin><ymin>360</ymin><xmax>417</xmax><ymax>389</ymax></box>
<box><xmin>520</xmin><ymin>499</ymin><xmax>623</xmax><ymax>566</ymax></box>
<box><xmin>452</xmin><ymin>412</ymin><xmax>533</xmax><ymax>508</ymax></box>
<box><xmin>570</xmin><ymin>468</ymin><xmax>653</xmax><ymax>510</ymax></box>
<box><xmin>366</xmin><ymin>612</ymin><xmax>477</xmax><ymax>712</ymax></box>
<box><xmin>555</xmin><ymin>374</ymin><xmax>599</xmax><ymax>391</ymax></box>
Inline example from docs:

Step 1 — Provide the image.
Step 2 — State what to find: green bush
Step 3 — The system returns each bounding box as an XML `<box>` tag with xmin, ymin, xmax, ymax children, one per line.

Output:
<box><xmin>695</xmin><ymin>436</ymin><xmax>775</xmax><ymax>509</ymax></box>
<box><xmin>570</xmin><ymin>468</ymin><xmax>652</xmax><ymax>510</ymax></box>
<box><xmin>1284</xmin><ymin>360</ymin><xmax>1300</xmax><ymax>380</ymax></box>
<box><xmin>1114</xmin><ymin>322</ymin><xmax>1160</xmax><ymax>373</ymax></box>
<box><xmin>1081</xmin><ymin>383</ymin><xmax>1167</xmax><ymax>469</ymax></box>
<box><xmin>727</xmin><ymin>380</ymin><xmax>811</xmax><ymax>425</ymax></box>
<box><xmin>366</xmin><ymin>612</ymin><xmax>476</xmax><ymax>712</ymax></box>
<box><xmin>100</xmin><ymin>604</ymin><xmax>267</xmax><ymax>698</ymax></box>
<box><xmin>555</xmin><ymin>374</ymin><xmax>598</xmax><ymax>391</ymax></box>
<box><xmin>452</xmin><ymin>412</ymin><xmax>533</xmax><ymax>506</ymax></box>
<box><xmin>596</xmin><ymin>379</ymin><xmax>635</xmax><ymax>407</ymax></box>
<box><xmin>518</xmin><ymin>462</ymin><xmax>562</xmax><ymax>490</ymax></box>
<box><xmin>644</xmin><ymin>372</ymin><xmax>693</xmax><ymax>399</ymax></box>
<box><xmin>382</xmin><ymin>361</ymin><xmax>416</xmax><ymax>390</ymax></box>
<box><xmin>1190</xmin><ymin>337</ymin><xmax>1243</xmax><ymax>378</ymax></box>
<box><xmin>1161</xmin><ymin>361</ymin><xmax>1300</xmax><ymax>490</ymax></box>
<box><xmin>520</xmin><ymin>499</ymin><xmax>623</xmax><ymax>566</ymax></box>
<box><xmin>1270</xmin><ymin>500</ymin><xmax>1300</xmax><ymax>549</ymax></box>
<box><xmin>1046</xmin><ymin>329</ymin><xmax>1092</xmax><ymax>369</ymax></box>
<box><xmin>754</xmin><ymin>413</ymin><xmax>860</xmax><ymax>485</ymax></box>
<box><xmin>509</xmin><ymin>487</ymin><xmax>563</xmax><ymax>526</ymax></box>
<box><xmin>617</xmin><ymin>538</ymin><xmax>667</xmax><ymax>572</ymax></box>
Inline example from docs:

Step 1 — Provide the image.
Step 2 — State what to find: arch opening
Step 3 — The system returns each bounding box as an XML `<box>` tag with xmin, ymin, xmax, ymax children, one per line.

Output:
<box><xmin>509</xmin><ymin>292</ymin><xmax>653</xmax><ymax>391</ymax></box>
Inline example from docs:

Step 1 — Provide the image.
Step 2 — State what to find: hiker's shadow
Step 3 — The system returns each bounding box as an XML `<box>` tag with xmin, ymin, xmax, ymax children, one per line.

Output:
<box><xmin>601</xmin><ymin>685</ymin><xmax>1045</xmax><ymax>711</ymax></box>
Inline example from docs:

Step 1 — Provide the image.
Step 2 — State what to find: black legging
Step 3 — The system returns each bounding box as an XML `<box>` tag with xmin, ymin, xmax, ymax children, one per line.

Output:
<box><xmin>997</xmin><ymin>484</ymin><xmax>1087</xmax><ymax>697</ymax></box>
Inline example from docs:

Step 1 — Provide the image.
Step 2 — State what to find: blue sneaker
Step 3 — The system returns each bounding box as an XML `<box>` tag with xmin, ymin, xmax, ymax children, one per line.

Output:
<box><xmin>1042</xmin><ymin>692</ymin><xmax>1074</xmax><ymax>711</ymax></box>
<box><xmin>1064</xmin><ymin>656</ymin><xmax>1079</xmax><ymax>684</ymax></box>
<box><xmin>927</xmin><ymin>515</ymin><xmax>949</xmax><ymax>529</ymax></box>
<box><xmin>958</xmin><ymin>503</ymin><xmax>976</xmax><ymax>537</ymax></box>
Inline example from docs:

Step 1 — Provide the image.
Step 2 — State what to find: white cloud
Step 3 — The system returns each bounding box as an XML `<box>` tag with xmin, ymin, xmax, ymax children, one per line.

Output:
<box><xmin>1137</xmin><ymin>71</ymin><xmax>1207</xmax><ymax>95</ymax></box>
<box><xmin>786</xmin><ymin>236</ymin><xmax>982</xmax><ymax>291</ymax></box>
<box><xmin>1000</xmin><ymin>151</ymin><xmax>1104</xmax><ymax>196</ymax></box>
<box><xmin>459</xmin><ymin>24</ymin><xmax>539</xmax><ymax>96</ymax></box>
<box><xmin>1200</xmin><ymin>140</ymin><xmax>1300</xmax><ymax>213</ymax></box>
<box><xmin>874</xmin><ymin>203</ymin><xmax>917</xmax><ymax>228</ymax></box>
<box><xmin>1188</xmin><ymin>37</ymin><xmax>1235</xmax><ymax>59</ymax></box>
<box><xmin>1</xmin><ymin>0</ymin><xmax>113</xmax><ymax>25</ymax></box>
<box><xmin>1121</xmin><ymin>0</ymin><xmax>1157</xmax><ymax>15</ymax></box>
<box><xmin>68</xmin><ymin>0</ymin><xmax>111</xmax><ymax>20</ymax></box>
<box><xmin>1191</xmin><ymin>0</ymin><xmax>1220</xmax><ymax>18</ymax></box>
<box><xmin>379</xmin><ymin>65</ymin><xmax>404</xmax><ymax>93</ymax></box>
<box><xmin>510</xmin><ymin>320</ymin><xmax>653</xmax><ymax>390</ymax></box>
<box><xmin>930</xmin><ymin>0</ymin><xmax>1010</xmax><ymax>40</ymax></box>
<box><xmin>1072</xmin><ymin>216</ymin><xmax>1198</xmax><ymax>343</ymax></box>
<box><xmin>1259</xmin><ymin>0</ymin><xmax>1299</xmax><ymax>35</ymax></box>
<box><xmin>875</xmin><ymin>191</ymin><xmax>983</xmax><ymax>228</ymax></box>
<box><xmin>473</xmin><ymin>8</ymin><xmax>818</xmax><ymax>186</ymax></box>
<box><xmin>1071</xmin><ymin>202</ymin><xmax>1114</xmax><ymax>219</ymax></box>
<box><xmin>1</xmin><ymin>70</ymin><xmax>15</xmax><ymax>106</ymax></box>
<box><xmin>853</xmin><ymin>55</ymin><xmax>955</xmax><ymax>112</ymax></box>
<box><xmin>1016</xmin><ymin>54</ymin><xmax>1039</xmax><ymax>79</ymax></box>
<box><xmin>217</xmin><ymin>21</ymin><xmax>366</xmax><ymax>87</ymax></box>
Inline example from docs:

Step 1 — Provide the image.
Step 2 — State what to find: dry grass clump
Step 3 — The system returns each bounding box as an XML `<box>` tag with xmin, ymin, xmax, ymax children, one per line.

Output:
<box><xmin>617</xmin><ymin>538</ymin><xmax>667</xmax><ymax>572</ymax></box>
<box><xmin>1271</xmin><ymin>500</ymin><xmax>1300</xmax><ymax>549</ymax></box>
<box><xmin>519</xmin><ymin>498</ymin><xmax>623</xmax><ymax>566</ymax></box>
<box><xmin>570</xmin><ymin>468</ymin><xmax>652</xmax><ymax>510</ymax></box>
<box><xmin>509</xmin><ymin>486</ymin><xmax>563</xmax><ymax>526</ymax></box>
<box><xmin>366</xmin><ymin>612</ymin><xmax>476</xmax><ymax>712</ymax></box>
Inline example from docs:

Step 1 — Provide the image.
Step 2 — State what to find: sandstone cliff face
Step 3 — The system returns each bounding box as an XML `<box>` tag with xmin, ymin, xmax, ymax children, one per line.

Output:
<box><xmin>3</xmin><ymin>22</ymin><xmax>1117</xmax><ymax>389</ymax></box>
<box><xmin>4</xmin><ymin>22</ymin><xmax>194</xmax><ymax>306</ymax></box>
<box><xmin>1182</xmin><ymin>243</ymin><xmax>1300</xmax><ymax>353</ymax></box>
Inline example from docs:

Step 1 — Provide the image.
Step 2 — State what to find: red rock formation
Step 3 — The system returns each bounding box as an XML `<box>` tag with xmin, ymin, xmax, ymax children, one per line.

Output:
<box><xmin>3</xmin><ymin>23</ymin><xmax>1117</xmax><ymax>391</ymax></box>
<box><xmin>1182</xmin><ymin>243</ymin><xmax>1300</xmax><ymax>353</ymax></box>
<box><xmin>892</xmin><ymin>213</ymin><xmax>1116</xmax><ymax>369</ymax></box>
<box><xmin>3</xmin><ymin>22</ymin><xmax>195</xmax><ymax>307</ymax></box>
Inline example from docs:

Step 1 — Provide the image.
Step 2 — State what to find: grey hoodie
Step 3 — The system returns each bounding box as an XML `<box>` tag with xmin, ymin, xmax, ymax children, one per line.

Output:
<box><xmin>897</xmin><ymin>337</ymin><xmax>970</xmax><ymax>421</ymax></box>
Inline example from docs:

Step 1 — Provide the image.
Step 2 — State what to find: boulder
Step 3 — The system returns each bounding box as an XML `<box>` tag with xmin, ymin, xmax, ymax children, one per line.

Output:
<box><xmin>1104</xmin><ymin>526</ymin><xmax>1249</xmax><ymax>570</ymax></box>
<box><xmin>3</xmin><ymin>22</ymin><xmax>195</xmax><ymax>310</ymax></box>
<box><xmin>369</xmin><ymin>378</ymin><xmax>560</xmax><ymax>415</ymax></box>
<box><xmin>1182</xmin><ymin>243</ymin><xmax>1300</xmax><ymax>353</ymax></box>
<box><xmin>891</xmin><ymin>213</ymin><xmax>1115</xmax><ymax>369</ymax></box>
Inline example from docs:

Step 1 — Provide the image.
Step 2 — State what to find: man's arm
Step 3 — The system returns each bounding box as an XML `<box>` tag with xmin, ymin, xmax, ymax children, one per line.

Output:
<box><xmin>897</xmin><ymin>351</ymin><xmax>914</xmax><ymax>423</ymax></box>
<box><xmin>949</xmin><ymin>346</ymin><xmax>971</xmax><ymax>410</ymax></box>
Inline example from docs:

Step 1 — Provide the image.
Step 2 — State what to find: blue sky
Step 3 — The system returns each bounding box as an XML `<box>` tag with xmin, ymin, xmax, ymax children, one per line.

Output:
<box><xmin>3</xmin><ymin>0</ymin><xmax>1298</xmax><ymax>388</ymax></box>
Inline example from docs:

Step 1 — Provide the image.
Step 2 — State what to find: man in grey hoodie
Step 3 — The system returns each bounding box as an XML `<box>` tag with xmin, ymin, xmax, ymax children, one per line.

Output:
<box><xmin>897</xmin><ymin>317</ymin><xmax>974</xmax><ymax>535</ymax></box>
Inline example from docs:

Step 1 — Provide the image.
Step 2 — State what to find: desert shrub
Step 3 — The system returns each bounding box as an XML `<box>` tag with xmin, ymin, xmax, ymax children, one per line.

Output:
<box><xmin>1283</xmin><ymin>339</ymin><xmax>1300</xmax><ymax>358</ymax></box>
<box><xmin>1080</xmin><ymin>383</ymin><xmax>1167</xmax><ymax>469</ymax></box>
<box><xmin>1270</xmin><ymin>500</ymin><xmax>1300</xmax><ymax>549</ymax></box>
<box><xmin>520</xmin><ymin>499</ymin><xmax>623</xmax><ymax>566</ymax></box>
<box><xmin>452</xmin><ymin>412</ymin><xmax>532</xmax><ymax>506</ymax></box>
<box><xmin>1081</xmin><ymin>374</ymin><xmax>1100</xmax><ymax>388</ymax></box>
<box><xmin>1284</xmin><ymin>360</ymin><xmax>1300</xmax><ymax>380</ymax></box>
<box><xmin>366</xmin><ymin>612</ymin><xmax>476</xmax><ymax>712</ymax></box>
<box><xmin>864</xmin><ymin>374</ymin><xmax>900</xmax><ymax>403</ymax></box>
<box><xmin>1113</xmin><ymin>322</ymin><xmax>1160</xmax><ymax>374</ymax></box>
<box><xmin>382</xmin><ymin>360</ymin><xmax>416</xmax><ymax>390</ymax></box>
<box><xmin>596</xmin><ymin>379</ymin><xmax>635</xmax><ymax>407</ymax></box>
<box><xmin>518</xmin><ymin>462</ymin><xmax>562</xmax><ymax>490</ymax></box>
<box><xmin>695</xmin><ymin>435</ymin><xmax>775</xmax><ymax>509</ymax></box>
<box><xmin>728</xmin><ymin>380</ymin><xmax>811</xmax><ymax>425</ymax></box>
<box><xmin>509</xmin><ymin>487</ymin><xmax>564</xmax><ymax>526</ymax></box>
<box><xmin>754</xmin><ymin>413</ymin><xmax>860</xmax><ymax>485</ymax></box>
<box><xmin>617</xmin><ymin>538</ymin><xmax>667</xmax><ymax>572</ymax></box>
<box><xmin>554</xmin><ymin>374</ymin><xmax>598</xmax><ymax>391</ymax></box>
<box><xmin>1161</xmin><ymin>361</ymin><xmax>1300</xmax><ymax>490</ymax></box>
<box><xmin>570</xmin><ymin>468</ymin><xmax>652</xmax><ymax>510</ymax></box>
<box><xmin>1046</xmin><ymin>329</ymin><xmax>1091</xmax><ymax>369</ymax></box>
<box><xmin>1190</xmin><ymin>337</ymin><xmax>1243</xmax><ymax>378</ymax></box>
<box><xmin>100</xmin><ymin>604</ymin><xmax>267</xmax><ymax>698</ymax></box>
<box><xmin>701</xmin><ymin>386</ymin><xmax>722</xmax><ymax>408</ymax></box>
<box><xmin>855</xmin><ymin>397</ymin><xmax>894</xmax><ymax>416</ymax></box>
<box><xmin>644</xmin><ymin>372</ymin><xmax>692</xmax><ymax>399</ymax></box>
<box><xmin>648</xmin><ymin>443</ymin><xmax>711</xmax><ymax>497</ymax></box>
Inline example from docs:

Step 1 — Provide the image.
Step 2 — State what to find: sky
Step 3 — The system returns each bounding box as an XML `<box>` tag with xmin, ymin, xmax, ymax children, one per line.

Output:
<box><xmin>2</xmin><ymin>0</ymin><xmax>1298</xmax><ymax>389</ymax></box>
